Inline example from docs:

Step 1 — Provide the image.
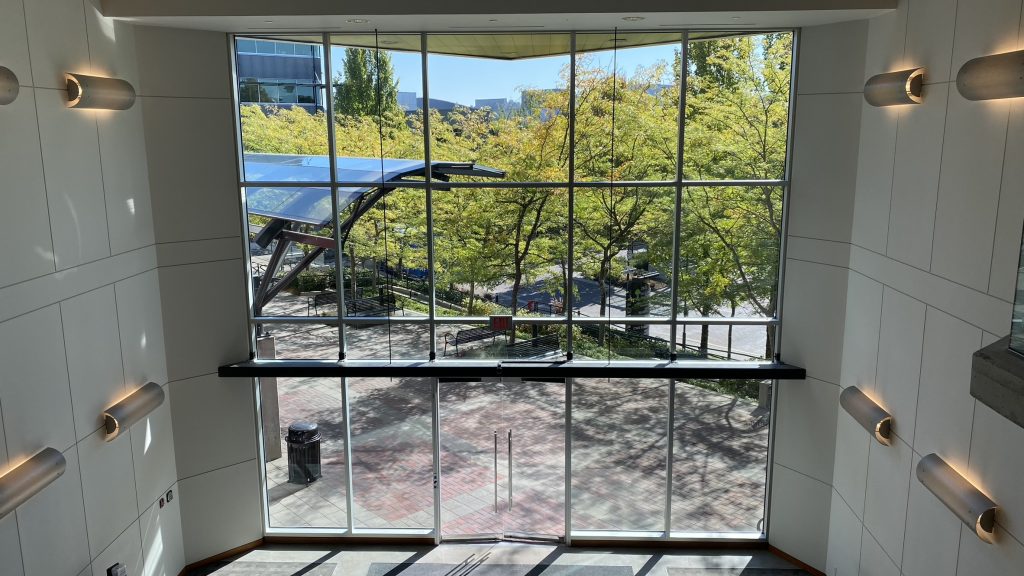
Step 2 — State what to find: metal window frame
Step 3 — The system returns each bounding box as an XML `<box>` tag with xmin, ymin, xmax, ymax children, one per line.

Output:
<box><xmin>229</xmin><ymin>28</ymin><xmax>801</xmax><ymax>544</ymax></box>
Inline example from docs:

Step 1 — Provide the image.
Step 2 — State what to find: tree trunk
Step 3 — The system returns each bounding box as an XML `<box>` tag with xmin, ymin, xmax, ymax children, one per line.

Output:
<box><xmin>700</xmin><ymin>325</ymin><xmax>709</xmax><ymax>358</ymax></box>
<box><xmin>468</xmin><ymin>280</ymin><xmax>476</xmax><ymax>315</ymax></box>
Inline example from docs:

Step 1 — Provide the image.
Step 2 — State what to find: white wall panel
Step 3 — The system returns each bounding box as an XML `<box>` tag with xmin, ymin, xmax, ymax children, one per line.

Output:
<box><xmin>79</xmin><ymin>429</ymin><xmax>139</xmax><ymax>558</ymax></box>
<box><xmin>0</xmin><ymin>305</ymin><xmax>75</xmax><ymax>456</ymax></box>
<box><xmin>769</xmin><ymin>465</ymin><xmax>832</xmax><ymax>571</ymax></box>
<box><xmin>170</xmin><ymin>374</ymin><xmax>256</xmax><ymax>479</ymax></box>
<box><xmin>862</xmin><ymin>436</ymin><xmax>913</xmax><ymax>564</ymax></box>
<box><xmin>873</xmin><ymin>287</ymin><xmax>925</xmax><ymax>444</ymax></box>
<box><xmin>787</xmin><ymin>93</ymin><xmax>862</xmax><ymax>244</ymax></box>
<box><xmin>0</xmin><ymin>89</ymin><xmax>55</xmax><ymax>287</ymax></box>
<box><xmin>35</xmin><ymin>88</ymin><xmax>110</xmax><ymax>270</ymax></box>
<box><xmin>931</xmin><ymin>95</ymin><xmax>1009</xmax><ymax>290</ymax></box>
<box><xmin>22</xmin><ymin>0</ymin><xmax>90</xmax><ymax>90</ymax></box>
<box><xmin>61</xmin><ymin>287</ymin><xmax>126</xmax><ymax>441</ymax></box>
<box><xmin>887</xmin><ymin>83</ymin><xmax>948</xmax><ymax>270</ymax></box>
<box><xmin>178</xmin><ymin>460</ymin><xmax>262</xmax><ymax>565</ymax></box>
<box><xmin>851</xmin><ymin>102</ymin><xmax>898</xmax><ymax>254</ymax></box>
<box><xmin>15</xmin><ymin>446</ymin><xmax>89</xmax><ymax>576</ymax></box>
<box><xmin>914</xmin><ymin>307</ymin><xmax>981</xmax><ymax>463</ymax></box>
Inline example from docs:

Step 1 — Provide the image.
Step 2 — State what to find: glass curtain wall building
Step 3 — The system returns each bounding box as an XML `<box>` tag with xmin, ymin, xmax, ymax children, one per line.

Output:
<box><xmin>229</xmin><ymin>30</ymin><xmax>798</xmax><ymax>542</ymax></box>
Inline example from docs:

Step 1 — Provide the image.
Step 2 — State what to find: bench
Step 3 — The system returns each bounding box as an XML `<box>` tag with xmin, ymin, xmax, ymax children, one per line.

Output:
<box><xmin>308</xmin><ymin>291</ymin><xmax>338</xmax><ymax>316</ymax></box>
<box><xmin>505</xmin><ymin>333</ymin><xmax>560</xmax><ymax>359</ymax></box>
<box><xmin>444</xmin><ymin>327</ymin><xmax>506</xmax><ymax>357</ymax></box>
<box><xmin>345</xmin><ymin>295</ymin><xmax>401</xmax><ymax>317</ymax></box>
<box><xmin>308</xmin><ymin>292</ymin><xmax>402</xmax><ymax>317</ymax></box>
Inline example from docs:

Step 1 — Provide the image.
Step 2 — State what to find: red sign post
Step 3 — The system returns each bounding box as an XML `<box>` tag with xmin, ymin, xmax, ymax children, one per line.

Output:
<box><xmin>490</xmin><ymin>315</ymin><xmax>512</xmax><ymax>331</ymax></box>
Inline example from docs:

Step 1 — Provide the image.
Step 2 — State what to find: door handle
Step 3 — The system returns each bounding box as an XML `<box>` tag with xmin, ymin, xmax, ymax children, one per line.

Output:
<box><xmin>507</xmin><ymin>429</ymin><xmax>513</xmax><ymax>509</ymax></box>
<box><xmin>494</xmin><ymin>430</ymin><xmax>498</xmax><ymax>512</ymax></box>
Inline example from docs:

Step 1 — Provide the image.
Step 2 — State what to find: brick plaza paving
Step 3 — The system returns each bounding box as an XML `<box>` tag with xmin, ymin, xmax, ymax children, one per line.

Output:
<box><xmin>259</xmin><ymin>295</ymin><xmax>770</xmax><ymax>537</ymax></box>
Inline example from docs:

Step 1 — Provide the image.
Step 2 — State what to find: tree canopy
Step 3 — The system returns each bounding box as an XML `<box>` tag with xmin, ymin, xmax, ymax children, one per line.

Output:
<box><xmin>240</xmin><ymin>33</ymin><xmax>792</xmax><ymax>360</ymax></box>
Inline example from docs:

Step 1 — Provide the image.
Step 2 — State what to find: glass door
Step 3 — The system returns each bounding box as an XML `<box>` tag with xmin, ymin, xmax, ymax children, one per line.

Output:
<box><xmin>439</xmin><ymin>377</ymin><xmax>565</xmax><ymax>541</ymax></box>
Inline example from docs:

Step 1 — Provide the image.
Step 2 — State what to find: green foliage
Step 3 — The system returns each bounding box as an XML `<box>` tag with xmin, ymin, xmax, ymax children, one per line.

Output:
<box><xmin>241</xmin><ymin>33</ymin><xmax>793</xmax><ymax>359</ymax></box>
<box><xmin>292</xmin><ymin>270</ymin><xmax>336</xmax><ymax>293</ymax></box>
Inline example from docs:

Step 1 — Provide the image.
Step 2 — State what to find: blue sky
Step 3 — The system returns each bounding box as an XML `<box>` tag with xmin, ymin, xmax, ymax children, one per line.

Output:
<box><xmin>331</xmin><ymin>44</ymin><xmax>679</xmax><ymax>107</ymax></box>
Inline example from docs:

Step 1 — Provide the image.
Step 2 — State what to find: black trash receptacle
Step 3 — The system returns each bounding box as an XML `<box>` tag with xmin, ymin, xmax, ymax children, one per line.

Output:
<box><xmin>286</xmin><ymin>421</ymin><xmax>322</xmax><ymax>484</ymax></box>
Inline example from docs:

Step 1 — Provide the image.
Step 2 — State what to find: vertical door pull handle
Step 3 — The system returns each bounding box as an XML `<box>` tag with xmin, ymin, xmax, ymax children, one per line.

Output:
<box><xmin>494</xmin><ymin>430</ymin><xmax>498</xmax><ymax>512</ymax></box>
<box><xmin>508</xmin><ymin>429</ymin><xmax>513</xmax><ymax>509</ymax></box>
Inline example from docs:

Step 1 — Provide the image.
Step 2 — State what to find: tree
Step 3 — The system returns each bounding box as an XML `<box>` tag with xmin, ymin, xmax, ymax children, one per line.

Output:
<box><xmin>681</xmin><ymin>33</ymin><xmax>792</xmax><ymax>358</ymax></box>
<box><xmin>334</xmin><ymin>48</ymin><xmax>402</xmax><ymax>122</ymax></box>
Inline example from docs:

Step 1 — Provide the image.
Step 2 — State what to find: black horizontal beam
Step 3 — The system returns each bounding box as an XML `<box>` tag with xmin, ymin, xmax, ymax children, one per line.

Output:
<box><xmin>218</xmin><ymin>359</ymin><xmax>806</xmax><ymax>380</ymax></box>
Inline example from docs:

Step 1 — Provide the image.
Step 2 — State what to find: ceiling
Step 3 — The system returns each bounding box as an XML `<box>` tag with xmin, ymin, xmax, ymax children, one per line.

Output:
<box><xmin>100</xmin><ymin>1</ymin><xmax>895</xmax><ymax>33</ymax></box>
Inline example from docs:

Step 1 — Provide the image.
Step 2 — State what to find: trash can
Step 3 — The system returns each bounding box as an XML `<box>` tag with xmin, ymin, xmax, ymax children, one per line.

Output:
<box><xmin>286</xmin><ymin>421</ymin><xmax>322</xmax><ymax>484</ymax></box>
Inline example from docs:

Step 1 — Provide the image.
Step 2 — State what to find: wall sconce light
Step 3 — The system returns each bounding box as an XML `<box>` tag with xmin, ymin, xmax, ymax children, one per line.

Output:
<box><xmin>864</xmin><ymin>68</ymin><xmax>925</xmax><ymax>106</ymax></box>
<box><xmin>0</xmin><ymin>448</ymin><xmax>66</xmax><ymax>520</ymax></box>
<box><xmin>917</xmin><ymin>453</ymin><xmax>998</xmax><ymax>543</ymax></box>
<box><xmin>957</xmin><ymin>50</ymin><xmax>1024</xmax><ymax>101</ymax></box>
<box><xmin>65</xmin><ymin>73</ymin><xmax>135</xmax><ymax>110</ymax></box>
<box><xmin>103</xmin><ymin>382</ymin><xmax>165</xmax><ymax>441</ymax></box>
<box><xmin>839</xmin><ymin>385</ymin><xmax>893</xmax><ymax>445</ymax></box>
<box><xmin>0</xmin><ymin>66</ymin><xmax>18</xmax><ymax>105</ymax></box>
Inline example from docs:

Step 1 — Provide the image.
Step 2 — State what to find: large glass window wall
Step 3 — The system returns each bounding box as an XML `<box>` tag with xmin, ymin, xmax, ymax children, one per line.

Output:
<box><xmin>233</xmin><ymin>30</ymin><xmax>796</xmax><ymax>543</ymax></box>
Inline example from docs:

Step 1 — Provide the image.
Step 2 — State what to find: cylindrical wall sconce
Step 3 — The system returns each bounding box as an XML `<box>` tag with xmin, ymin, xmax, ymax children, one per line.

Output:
<box><xmin>839</xmin><ymin>385</ymin><xmax>893</xmax><ymax>445</ymax></box>
<box><xmin>917</xmin><ymin>453</ymin><xmax>998</xmax><ymax>543</ymax></box>
<box><xmin>0</xmin><ymin>66</ymin><xmax>18</xmax><ymax>105</ymax></box>
<box><xmin>103</xmin><ymin>382</ymin><xmax>165</xmax><ymax>441</ymax></box>
<box><xmin>864</xmin><ymin>68</ymin><xmax>925</xmax><ymax>106</ymax></box>
<box><xmin>957</xmin><ymin>50</ymin><xmax>1024</xmax><ymax>101</ymax></box>
<box><xmin>0</xmin><ymin>448</ymin><xmax>67</xmax><ymax>519</ymax></box>
<box><xmin>65</xmin><ymin>73</ymin><xmax>136</xmax><ymax>110</ymax></box>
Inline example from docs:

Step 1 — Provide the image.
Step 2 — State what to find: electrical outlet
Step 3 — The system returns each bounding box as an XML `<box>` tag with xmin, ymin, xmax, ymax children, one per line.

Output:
<box><xmin>166</xmin><ymin>489</ymin><xmax>173</xmax><ymax>502</ymax></box>
<box><xmin>107</xmin><ymin>563</ymin><xmax>128</xmax><ymax>576</ymax></box>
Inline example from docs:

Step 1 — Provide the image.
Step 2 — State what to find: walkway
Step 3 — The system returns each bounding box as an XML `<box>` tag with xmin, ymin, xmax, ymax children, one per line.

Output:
<box><xmin>260</xmin><ymin>317</ymin><xmax>770</xmax><ymax>536</ymax></box>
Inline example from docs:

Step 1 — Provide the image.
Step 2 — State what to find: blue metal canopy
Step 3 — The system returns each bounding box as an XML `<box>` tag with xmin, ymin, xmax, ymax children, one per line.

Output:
<box><xmin>243</xmin><ymin>153</ymin><xmax>504</xmax><ymax>227</ymax></box>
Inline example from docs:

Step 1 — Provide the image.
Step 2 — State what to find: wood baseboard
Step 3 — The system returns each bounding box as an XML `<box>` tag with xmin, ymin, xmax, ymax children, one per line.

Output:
<box><xmin>768</xmin><ymin>545</ymin><xmax>825</xmax><ymax>576</ymax></box>
<box><xmin>177</xmin><ymin>538</ymin><xmax>264</xmax><ymax>576</ymax></box>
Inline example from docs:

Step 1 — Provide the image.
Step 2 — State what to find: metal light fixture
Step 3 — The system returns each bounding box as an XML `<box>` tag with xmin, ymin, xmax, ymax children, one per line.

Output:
<box><xmin>0</xmin><ymin>448</ymin><xmax>66</xmax><ymax>519</ymax></box>
<box><xmin>917</xmin><ymin>453</ymin><xmax>998</xmax><ymax>543</ymax></box>
<box><xmin>65</xmin><ymin>73</ymin><xmax>136</xmax><ymax>110</ymax></box>
<box><xmin>0</xmin><ymin>66</ymin><xmax>18</xmax><ymax>105</ymax></box>
<box><xmin>957</xmin><ymin>50</ymin><xmax>1024</xmax><ymax>101</ymax></box>
<box><xmin>864</xmin><ymin>68</ymin><xmax>925</xmax><ymax>106</ymax></box>
<box><xmin>839</xmin><ymin>386</ymin><xmax>893</xmax><ymax>445</ymax></box>
<box><xmin>103</xmin><ymin>382</ymin><xmax>165</xmax><ymax>441</ymax></box>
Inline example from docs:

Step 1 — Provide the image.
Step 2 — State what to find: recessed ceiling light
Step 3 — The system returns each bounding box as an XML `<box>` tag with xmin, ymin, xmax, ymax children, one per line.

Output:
<box><xmin>488</xmin><ymin>18</ymin><xmax>499</xmax><ymax>22</ymax></box>
<box><xmin>380</xmin><ymin>39</ymin><xmax>399</xmax><ymax>45</ymax></box>
<box><xmin>263</xmin><ymin>20</ymin><xmax>274</xmax><ymax>23</ymax></box>
<box><xmin>622</xmin><ymin>16</ymin><xmax>645</xmax><ymax>22</ymax></box>
<box><xmin>346</xmin><ymin>18</ymin><xmax>369</xmax><ymax>24</ymax></box>
<box><xmin>731</xmin><ymin>16</ymin><xmax>742</xmax><ymax>20</ymax></box>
